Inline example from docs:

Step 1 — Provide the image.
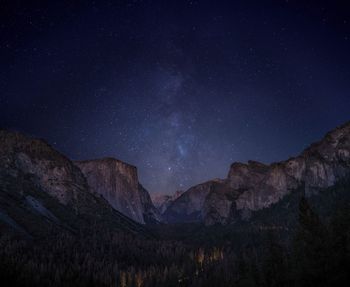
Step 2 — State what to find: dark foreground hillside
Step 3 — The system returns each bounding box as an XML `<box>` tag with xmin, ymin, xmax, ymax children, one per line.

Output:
<box><xmin>1</xmin><ymin>178</ymin><xmax>350</xmax><ymax>287</ymax></box>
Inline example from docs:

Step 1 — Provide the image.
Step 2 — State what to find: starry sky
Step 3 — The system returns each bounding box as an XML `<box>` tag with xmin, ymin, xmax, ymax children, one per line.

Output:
<box><xmin>1</xmin><ymin>1</ymin><xmax>350</xmax><ymax>194</ymax></box>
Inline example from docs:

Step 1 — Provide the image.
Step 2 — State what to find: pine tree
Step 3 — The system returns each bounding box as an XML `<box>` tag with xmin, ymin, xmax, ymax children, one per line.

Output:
<box><xmin>293</xmin><ymin>196</ymin><xmax>330</xmax><ymax>286</ymax></box>
<box><xmin>261</xmin><ymin>232</ymin><xmax>287</xmax><ymax>287</ymax></box>
<box><xmin>328</xmin><ymin>204</ymin><xmax>350</xmax><ymax>285</ymax></box>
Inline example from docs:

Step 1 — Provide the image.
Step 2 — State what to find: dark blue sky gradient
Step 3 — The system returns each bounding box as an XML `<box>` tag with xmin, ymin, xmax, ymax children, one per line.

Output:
<box><xmin>1</xmin><ymin>0</ymin><xmax>350</xmax><ymax>194</ymax></box>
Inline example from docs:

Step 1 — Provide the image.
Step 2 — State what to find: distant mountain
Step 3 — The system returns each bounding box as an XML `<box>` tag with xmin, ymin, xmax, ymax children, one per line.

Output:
<box><xmin>164</xmin><ymin>121</ymin><xmax>350</xmax><ymax>225</ymax></box>
<box><xmin>0</xmin><ymin>130</ymin><xmax>153</xmax><ymax>238</ymax></box>
<box><xmin>151</xmin><ymin>190</ymin><xmax>184</xmax><ymax>214</ymax></box>
<box><xmin>75</xmin><ymin>158</ymin><xmax>160</xmax><ymax>224</ymax></box>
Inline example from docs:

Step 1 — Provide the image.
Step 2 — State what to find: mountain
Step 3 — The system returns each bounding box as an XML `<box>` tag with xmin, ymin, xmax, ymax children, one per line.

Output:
<box><xmin>151</xmin><ymin>190</ymin><xmax>184</xmax><ymax>214</ymax></box>
<box><xmin>75</xmin><ymin>158</ymin><xmax>160</xmax><ymax>224</ymax></box>
<box><xmin>164</xmin><ymin>121</ymin><xmax>350</xmax><ymax>225</ymax></box>
<box><xmin>0</xmin><ymin>129</ymin><xmax>150</xmax><ymax>237</ymax></box>
<box><xmin>163</xmin><ymin>179</ymin><xmax>234</xmax><ymax>224</ymax></box>
<box><xmin>1</xmin><ymin>124</ymin><xmax>350</xmax><ymax>286</ymax></box>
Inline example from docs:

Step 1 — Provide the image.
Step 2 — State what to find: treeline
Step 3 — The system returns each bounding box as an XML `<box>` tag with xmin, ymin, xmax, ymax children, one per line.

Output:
<box><xmin>235</xmin><ymin>197</ymin><xmax>350</xmax><ymax>287</ymax></box>
<box><xmin>0</xmin><ymin>223</ymin><xmax>233</xmax><ymax>287</ymax></box>
<box><xmin>1</xmin><ymin>196</ymin><xmax>350</xmax><ymax>286</ymax></box>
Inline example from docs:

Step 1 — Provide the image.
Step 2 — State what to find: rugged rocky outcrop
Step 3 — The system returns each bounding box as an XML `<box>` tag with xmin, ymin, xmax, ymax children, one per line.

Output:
<box><xmin>0</xmin><ymin>130</ymin><xmax>90</xmax><ymax>208</ymax></box>
<box><xmin>75</xmin><ymin>158</ymin><xmax>159</xmax><ymax>224</ymax></box>
<box><xmin>151</xmin><ymin>190</ymin><xmax>184</xmax><ymax>214</ymax></box>
<box><xmin>0</xmin><ymin>130</ymin><xmax>148</xmax><ymax>237</ymax></box>
<box><xmin>164</xmin><ymin>180</ymin><xmax>234</xmax><ymax>224</ymax></box>
<box><xmin>138</xmin><ymin>184</ymin><xmax>161</xmax><ymax>223</ymax></box>
<box><xmin>164</xmin><ymin>121</ymin><xmax>350</xmax><ymax>225</ymax></box>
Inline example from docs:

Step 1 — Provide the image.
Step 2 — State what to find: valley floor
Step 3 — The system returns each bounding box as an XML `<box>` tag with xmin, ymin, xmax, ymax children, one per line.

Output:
<box><xmin>1</xmin><ymin>179</ymin><xmax>350</xmax><ymax>287</ymax></box>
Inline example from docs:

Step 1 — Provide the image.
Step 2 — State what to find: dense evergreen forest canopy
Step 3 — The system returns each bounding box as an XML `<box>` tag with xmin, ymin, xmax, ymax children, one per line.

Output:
<box><xmin>1</xmin><ymin>178</ymin><xmax>350</xmax><ymax>286</ymax></box>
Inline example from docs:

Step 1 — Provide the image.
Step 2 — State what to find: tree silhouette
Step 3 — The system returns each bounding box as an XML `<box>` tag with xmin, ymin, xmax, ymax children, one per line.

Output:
<box><xmin>293</xmin><ymin>196</ymin><xmax>330</xmax><ymax>287</ymax></box>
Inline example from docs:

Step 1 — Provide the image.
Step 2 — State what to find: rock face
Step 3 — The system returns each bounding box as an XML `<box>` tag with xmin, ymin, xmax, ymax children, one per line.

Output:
<box><xmin>151</xmin><ymin>190</ymin><xmax>184</xmax><ymax>214</ymax></box>
<box><xmin>164</xmin><ymin>121</ymin><xmax>350</xmax><ymax>225</ymax></box>
<box><xmin>138</xmin><ymin>184</ymin><xmax>161</xmax><ymax>223</ymax></box>
<box><xmin>75</xmin><ymin>158</ymin><xmax>159</xmax><ymax>224</ymax></box>
<box><xmin>164</xmin><ymin>180</ymin><xmax>235</xmax><ymax>224</ymax></box>
<box><xmin>0</xmin><ymin>130</ymin><xmax>90</xmax><ymax>208</ymax></box>
<box><xmin>0</xmin><ymin>130</ymin><xmax>148</xmax><ymax>237</ymax></box>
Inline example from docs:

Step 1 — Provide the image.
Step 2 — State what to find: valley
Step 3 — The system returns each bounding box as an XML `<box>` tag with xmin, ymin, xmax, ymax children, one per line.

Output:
<box><xmin>0</xmin><ymin>121</ymin><xmax>349</xmax><ymax>286</ymax></box>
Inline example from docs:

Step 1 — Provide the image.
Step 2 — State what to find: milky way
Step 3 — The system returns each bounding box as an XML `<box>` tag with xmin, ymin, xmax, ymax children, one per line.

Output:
<box><xmin>1</xmin><ymin>1</ymin><xmax>350</xmax><ymax>194</ymax></box>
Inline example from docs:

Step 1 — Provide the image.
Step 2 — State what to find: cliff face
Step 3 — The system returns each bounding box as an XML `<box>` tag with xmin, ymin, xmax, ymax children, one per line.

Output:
<box><xmin>165</xmin><ymin>121</ymin><xmax>350</xmax><ymax>225</ymax></box>
<box><xmin>75</xmin><ymin>158</ymin><xmax>159</xmax><ymax>224</ymax></box>
<box><xmin>0</xmin><ymin>130</ymin><xmax>148</xmax><ymax>237</ymax></box>
<box><xmin>138</xmin><ymin>184</ymin><xmax>161</xmax><ymax>223</ymax></box>
<box><xmin>163</xmin><ymin>179</ymin><xmax>236</xmax><ymax>224</ymax></box>
<box><xmin>231</xmin><ymin>121</ymin><xmax>350</xmax><ymax>212</ymax></box>
<box><xmin>0</xmin><ymin>130</ymin><xmax>89</xmax><ymax>208</ymax></box>
<box><xmin>152</xmin><ymin>190</ymin><xmax>184</xmax><ymax>214</ymax></box>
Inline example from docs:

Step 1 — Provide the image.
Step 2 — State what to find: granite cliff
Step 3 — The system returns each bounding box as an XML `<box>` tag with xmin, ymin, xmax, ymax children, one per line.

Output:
<box><xmin>2</xmin><ymin>121</ymin><xmax>349</xmax><ymax>229</ymax></box>
<box><xmin>0</xmin><ymin>129</ymin><xmax>149</xmax><ymax>237</ymax></box>
<box><xmin>164</xmin><ymin>121</ymin><xmax>350</xmax><ymax>225</ymax></box>
<box><xmin>151</xmin><ymin>190</ymin><xmax>184</xmax><ymax>214</ymax></box>
<box><xmin>0</xmin><ymin>130</ymin><xmax>90</xmax><ymax>209</ymax></box>
<box><xmin>75</xmin><ymin>158</ymin><xmax>159</xmax><ymax>224</ymax></box>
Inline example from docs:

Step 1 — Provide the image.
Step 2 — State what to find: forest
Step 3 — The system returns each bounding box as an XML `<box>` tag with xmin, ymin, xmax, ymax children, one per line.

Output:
<box><xmin>1</xmin><ymin>179</ymin><xmax>350</xmax><ymax>287</ymax></box>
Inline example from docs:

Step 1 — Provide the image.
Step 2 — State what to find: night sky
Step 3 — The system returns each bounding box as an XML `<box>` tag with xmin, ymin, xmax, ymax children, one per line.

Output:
<box><xmin>1</xmin><ymin>1</ymin><xmax>350</xmax><ymax>194</ymax></box>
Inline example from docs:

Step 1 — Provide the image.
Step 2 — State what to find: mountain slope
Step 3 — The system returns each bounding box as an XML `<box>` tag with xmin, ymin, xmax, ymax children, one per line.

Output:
<box><xmin>0</xmin><ymin>130</ymin><xmax>149</xmax><ymax>237</ymax></box>
<box><xmin>164</xmin><ymin>121</ymin><xmax>350</xmax><ymax>225</ymax></box>
<box><xmin>151</xmin><ymin>190</ymin><xmax>184</xmax><ymax>214</ymax></box>
<box><xmin>164</xmin><ymin>179</ymin><xmax>235</xmax><ymax>224</ymax></box>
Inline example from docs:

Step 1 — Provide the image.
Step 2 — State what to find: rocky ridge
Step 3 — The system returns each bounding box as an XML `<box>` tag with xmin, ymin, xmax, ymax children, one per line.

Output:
<box><xmin>0</xmin><ymin>130</ymin><xmax>90</xmax><ymax>210</ymax></box>
<box><xmin>164</xmin><ymin>121</ymin><xmax>350</xmax><ymax>225</ymax></box>
<box><xmin>151</xmin><ymin>190</ymin><xmax>184</xmax><ymax>214</ymax></box>
<box><xmin>0</xmin><ymin>129</ymin><xmax>158</xmax><ymax>237</ymax></box>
